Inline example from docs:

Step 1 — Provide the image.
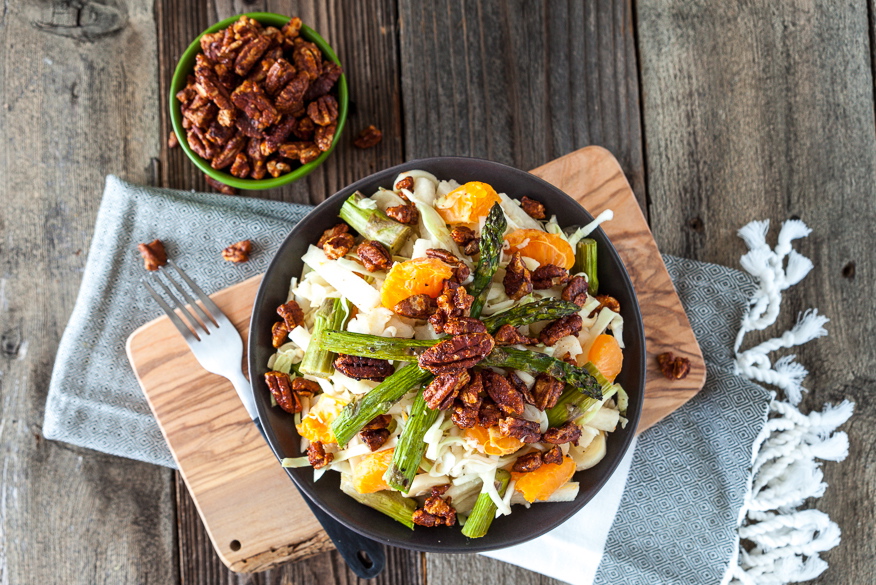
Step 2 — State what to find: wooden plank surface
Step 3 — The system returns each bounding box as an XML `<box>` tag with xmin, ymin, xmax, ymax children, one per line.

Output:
<box><xmin>635</xmin><ymin>1</ymin><xmax>876</xmax><ymax>584</ymax></box>
<box><xmin>125</xmin><ymin>146</ymin><xmax>701</xmax><ymax>576</ymax></box>
<box><xmin>0</xmin><ymin>1</ymin><xmax>177</xmax><ymax>585</ymax></box>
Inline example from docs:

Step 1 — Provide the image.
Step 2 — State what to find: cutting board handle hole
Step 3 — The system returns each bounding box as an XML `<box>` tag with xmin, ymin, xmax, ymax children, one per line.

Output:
<box><xmin>229</xmin><ymin>540</ymin><xmax>241</xmax><ymax>551</ymax></box>
<box><xmin>357</xmin><ymin>550</ymin><xmax>373</xmax><ymax>568</ymax></box>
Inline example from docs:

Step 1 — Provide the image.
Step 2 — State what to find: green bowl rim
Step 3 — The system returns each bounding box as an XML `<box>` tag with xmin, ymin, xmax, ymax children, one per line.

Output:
<box><xmin>169</xmin><ymin>12</ymin><xmax>348</xmax><ymax>190</ymax></box>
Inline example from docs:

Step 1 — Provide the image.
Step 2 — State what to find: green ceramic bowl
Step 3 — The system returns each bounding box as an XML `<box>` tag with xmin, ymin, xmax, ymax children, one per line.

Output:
<box><xmin>169</xmin><ymin>12</ymin><xmax>348</xmax><ymax>190</ymax></box>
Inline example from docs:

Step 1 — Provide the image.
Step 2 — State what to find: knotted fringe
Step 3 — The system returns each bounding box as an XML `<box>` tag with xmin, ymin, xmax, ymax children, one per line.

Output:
<box><xmin>726</xmin><ymin>220</ymin><xmax>854</xmax><ymax>585</ymax></box>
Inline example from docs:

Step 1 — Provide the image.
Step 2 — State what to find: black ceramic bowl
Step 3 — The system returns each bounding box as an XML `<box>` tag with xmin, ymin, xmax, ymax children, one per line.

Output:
<box><xmin>249</xmin><ymin>157</ymin><xmax>645</xmax><ymax>553</ymax></box>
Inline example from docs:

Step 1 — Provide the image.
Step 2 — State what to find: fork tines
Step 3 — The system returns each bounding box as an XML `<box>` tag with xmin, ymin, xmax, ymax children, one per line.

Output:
<box><xmin>143</xmin><ymin>261</ymin><xmax>221</xmax><ymax>341</ymax></box>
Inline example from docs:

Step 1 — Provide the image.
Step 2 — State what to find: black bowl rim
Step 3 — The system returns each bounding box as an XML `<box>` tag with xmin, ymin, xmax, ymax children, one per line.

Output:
<box><xmin>248</xmin><ymin>155</ymin><xmax>645</xmax><ymax>553</ymax></box>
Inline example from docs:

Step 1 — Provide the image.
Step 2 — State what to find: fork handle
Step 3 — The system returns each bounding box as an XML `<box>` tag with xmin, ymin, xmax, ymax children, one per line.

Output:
<box><xmin>228</xmin><ymin>369</ymin><xmax>261</xmax><ymax>422</ymax></box>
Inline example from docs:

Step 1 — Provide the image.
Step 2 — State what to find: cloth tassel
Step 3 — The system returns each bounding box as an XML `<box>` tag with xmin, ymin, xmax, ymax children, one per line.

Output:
<box><xmin>727</xmin><ymin>219</ymin><xmax>853</xmax><ymax>585</ymax></box>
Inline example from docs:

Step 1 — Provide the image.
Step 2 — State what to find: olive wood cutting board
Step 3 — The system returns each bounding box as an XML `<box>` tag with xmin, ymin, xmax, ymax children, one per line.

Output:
<box><xmin>126</xmin><ymin>146</ymin><xmax>705</xmax><ymax>573</ymax></box>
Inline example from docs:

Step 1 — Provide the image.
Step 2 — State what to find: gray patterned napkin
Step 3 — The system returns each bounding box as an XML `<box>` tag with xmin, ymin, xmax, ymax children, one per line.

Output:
<box><xmin>45</xmin><ymin>178</ymin><xmax>772</xmax><ymax>584</ymax></box>
<box><xmin>43</xmin><ymin>176</ymin><xmax>313</xmax><ymax>467</ymax></box>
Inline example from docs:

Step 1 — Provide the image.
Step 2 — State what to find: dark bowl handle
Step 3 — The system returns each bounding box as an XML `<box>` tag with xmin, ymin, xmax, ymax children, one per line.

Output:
<box><xmin>252</xmin><ymin>417</ymin><xmax>385</xmax><ymax>579</ymax></box>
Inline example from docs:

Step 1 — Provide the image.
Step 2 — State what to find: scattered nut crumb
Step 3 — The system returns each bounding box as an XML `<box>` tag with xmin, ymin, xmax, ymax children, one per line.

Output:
<box><xmin>353</xmin><ymin>124</ymin><xmax>382</xmax><ymax>149</ymax></box>
<box><xmin>222</xmin><ymin>240</ymin><xmax>253</xmax><ymax>263</ymax></box>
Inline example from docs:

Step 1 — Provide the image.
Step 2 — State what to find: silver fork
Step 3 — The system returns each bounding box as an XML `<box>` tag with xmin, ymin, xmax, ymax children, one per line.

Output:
<box><xmin>143</xmin><ymin>260</ymin><xmax>258</xmax><ymax>422</ymax></box>
<box><xmin>142</xmin><ymin>259</ymin><xmax>385</xmax><ymax>579</ymax></box>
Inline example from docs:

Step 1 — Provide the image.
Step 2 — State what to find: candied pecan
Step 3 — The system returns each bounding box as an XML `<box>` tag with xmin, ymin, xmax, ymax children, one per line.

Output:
<box><xmin>483</xmin><ymin>370</ymin><xmax>524</xmax><ymax>416</ymax></box>
<box><xmin>222</xmin><ymin>239</ymin><xmax>252</xmax><ymax>262</ymax></box>
<box><xmin>494</xmin><ymin>324</ymin><xmax>537</xmax><ymax>346</ymax></box>
<box><xmin>464</xmin><ymin>239</ymin><xmax>480</xmax><ymax>256</ymax></box>
<box><xmin>478</xmin><ymin>400</ymin><xmax>501</xmax><ymax>428</ymax></box>
<box><xmin>431</xmin><ymin>484</ymin><xmax>451</xmax><ymax>497</ymax></box>
<box><xmin>234</xmin><ymin>34</ymin><xmax>270</xmax><ymax>76</ymax></box>
<box><xmin>426</xmin><ymin>249</ymin><xmax>466</xmax><ymax>273</ymax></box>
<box><xmin>168</xmin><ymin>131</ymin><xmax>180</xmax><ymax>149</ymax></box>
<box><xmin>275</xmin><ymin>71</ymin><xmax>310</xmax><ymax>114</ymax></box>
<box><xmin>235</xmin><ymin>115</ymin><xmax>265</xmax><ymax>139</ymax></box>
<box><xmin>282</xmin><ymin>17</ymin><xmax>302</xmax><ymax>41</ymax></box>
<box><xmin>303</xmin><ymin>62</ymin><xmax>343</xmax><ymax>101</ymax></box>
<box><xmin>503</xmin><ymin>252</ymin><xmax>533</xmax><ymax>300</ymax></box>
<box><xmin>362</xmin><ymin>414</ymin><xmax>392</xmax><ymax>431</ymax></box>
<box><xmin>137</xmin><ymin>239</ymin><xmax>167</xmax><ymax>271</ymax></box>
<box><xmin>231</xmin><ymin>80</ymin><xmax>280</xmax><ymax>130</ymax></box>
<box><xmin>657</xmin><ymin>352</ymin><xmax>691</xmax><ymax>380</ymax></box>
<box><xmin>429</xmin><ymin>281</ymin><xmax>474</xmax><ymax>333</ymax></box>
<box><xmin>229</xmin><ymin>153</ymin><xmax>252</xmax><ymax>178</ymax></box>
<box><xmin>562</xmin><ymin>275</ymin><xmax>589</xmax><ymax>307</ymax></box>
<box><xmin>532</xmin><ymin>373</ymin><xmax>564</xmax><ymax>410</ymax></box>
<box><xmin>291</xmin><ymin>377</ymin><xmax>320</xmax><ymax>397</ymax></box>
<box><xmin>183</xmin><ymin>100</ymin><xmax>218</xmax><ymax>131</ymax></box>
<box><xmin>314</xmin><ymin>123</ymin><xmax>337</xmax><ymax>152</ymax></box>
<box><xmin>520</xmin><ymin>196</ymin><xmax>546</xmax><ymax>220</ymax></box>
<box><xmin>293</xmin><ymin>39</ymin><xmax>323</xmax><ymax>80</ymax></box>
<box><xmin>559</xmin><ymin>352</ymin><xmax>577</xmax><ymax>366</ymax></box>
<box><xmin>353</xmin><ymin>125</ymin><xmax>383</xmax><ymax>149</ymax></box>
<box><xmin>532</xmin><ymin>264</ymin><xmax>569</xmax><ymax>289</ymax></box>
<box><xmin>443</xmin><ymin>318</ymin><xmax>487</xmax><ymax>335</ymax></box>
<box><xmin>211</xmin><ymin>132</ymin><xmax>247</xmax><ymax>170</ymax></box>
<box><xmin>334</xmin><ymin>354</ymin><xmax>395</xmax><ymax>381</ymax></box>
<box><xmin>538</xmin><ymin>314</ymin><xmax>583</xmax><ymax>346</ymax></box>
<box><xmin>277</xmin><ymin>299</ymin><xmax>305</xmax><ymax>329</ymax></box>
<box><xmin>412</xmin><ymin>509</ymin><xmax>443</xmax><ymax>528</ymax></box>
<box><xmin>307</xmin><ymin>95</ymin><xmax>339</xmax><ymax>126</ymax></box>
<box><xmin>208</xmin><ymin>120</ymin><xmax>239</xmax><ymax>144</ymax></box>
<box><xmin>591</xmin><ymin>294</ymin><xmax>621</xmax><ymax>316</ymax></box>
<box><xmin>458</xmin><ymin>370</ymin><xmax>484</xmax><ymax>406</ymax></box>
<box><xmin>395</xmin><ymin>176</ymin><xmax>414</xmax><ymax>192</ymax></box>
<box><xmin>393</xmin><ymin>294</ymin><xmax>438</xmax><ymax>319</ymax></box>
<box><xmin>271</xmin><ymin>321</ymin><xmax>289</xmax><ymax>348</ymax></box>
<box><xmin>542</xmin><ymin>445</ymin><xmax>564</xmax><ymax>465</ymax></box>
<box><xmin>260</xmin><ymin>116</ymin><xmax>297</xmax><ymax>155</ymax></box>
<box><xmin>543</xmin><ymin>421</ymin><xmax>583</xmax><ymax>445</ymax></box>
<box><xmin>418</xmin><ymin>333</ymin><xmax>495</xmax><ymax>375</ymax></box>
<box><xmin>292</xmin><ymin>116</ymin><xmax>315</xmax><ymax>140</ymax></box>
<box><xmin>386</xmin><ymin>204</ymin><xmax>419</xmax><ymax>225</ymax></box>
<box><xmin>450</xmin><ymin>226</ymin><xmax>476</xmax><ymax>246</ymax></box>
<box><xmin>318</xmin><ymin>223</ymin><xmax>350</xmax><ymax>247</ymax></box>
<box><xmin>513</xmin><ymin>452</ymin><xmax>543</xmax><ymax>473</ymax></box>
<box><xmin>205</xmin><ymin>174</ymin><xmax>237</xmax><ymax>195</ymax></box>
<box><xmin>265</xmin><ymin>58</ymin><xmax>297</xmax><ymax>95</ymax></box>
<box><xmin>423</xmin><ymin>370</ymin><xmax>471</xmax><ymax>410</ymax></box>
<box><xmin>422</xmin><ymin>495</ymin><xmax>456</xmax><ymax>526</ymax></box>
<box><xmin>265</xmin><ymin>371</ymin><xmax>301</xmax><ymax>413</ymax></box>
<box><xmin>323</xmin><ymin>232</ymin><xmax>355</xmax><ymax>260</ymax></box>
<box><xmin>246</xmin><ymin>56</ymin><xmax>274</xmax><ymax>84</ymax></box>
<box><xmin>451</xmin><ymin>403</ymin><xmax>480</xmax><ymax>429</ymax></box>
<box><xmin>176</xmin><ymin>75</ymin><xmax>198</xmax><ymax>103</ymax></box>
<box><xmin>187</xmin><ymin>127</ymin><xmax>217</xmax><ymax>159</ymax></box>
<box><xmin>498</xmin><ymin>417</ymin><xmax>542</xmax><ymax>443</ymax></box>
<box><xmin>359</xmin><ymin>428</ymin><xmax>390</xmax><ymax>452</ymax></box>
<box><xmin>307</xmin><ymin>441</ymin><xmax>333</xmax><ymax>469</ymax></box>
<box><xmin>266</xmin><ymin>159</ymin><xmax>292</xmax><ymax>178</ymax></box>
<box><xmin>194</xmin><ymin>54</ymin><xmax>235</xmax><ymax>123</ymax></box>
<box><xmin>297</xmin><ymin>142</ymin><xmax>321</xmax><ymax>164</ymax></box>
<box><xmin>356</xmin><ymin>240</ymin><xmax>393</xmax><ymax>272</ymax></box>
<box><xmin>508</xmin><ymin>372</ymin><xmax>536</xmax><ymax>406</ymax></box>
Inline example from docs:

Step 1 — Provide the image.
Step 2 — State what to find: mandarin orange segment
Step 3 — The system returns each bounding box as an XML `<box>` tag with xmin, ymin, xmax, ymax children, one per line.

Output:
<box><xmin>587</xmin><ymin>334</ymin><xmax>624</xmax><ymax>382</ymax></box>
<box><xmin>380</xmin><ymin>257</ymin><xmax>455</xmax><ymax>309</ymax></box>
<box><xmin>435</xmin><ymin>181</ymin><xmax>502</xmax><ymax>225</ymax></box>
<box><xmin>351</xmin><ymin>448</ymin><xmax>395</xmax><ymax>494</ymax></box>
<box><xmin>296</xmin><ymin>395</ymin><xmax>344</xmax><ymax>444</ymax></box>
<box><xmin>512</xmin><ymin>455</ymin><xmax>576</xmax><ymax>502</ymax></box>
<box><xmin>504</xmin><ymin>229</ymin><xmax>575</xmax><ymax>270</ymax></box>
<box><xmin>464</xmin><ymin>425</ymin><xmax>525</xmax><ymax>456</ymax></box>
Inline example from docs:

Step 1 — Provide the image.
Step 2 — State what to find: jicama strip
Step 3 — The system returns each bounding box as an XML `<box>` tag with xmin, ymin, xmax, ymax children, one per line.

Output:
<box><xmin>302</xmin><ymin>245</ymin><xmax>382</xmax><ymax>311</ymax></box>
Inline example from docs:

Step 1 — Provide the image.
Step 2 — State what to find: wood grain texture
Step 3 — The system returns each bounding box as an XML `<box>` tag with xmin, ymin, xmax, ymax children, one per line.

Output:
<box><xmin>398</xmin><ymin>0</ymin><xmax>646</xmax><ymax>208</ymax></box>
<box><xmin>128</xmin><ymin>276</ymin><xmax>334</xmax><ymax>573</ymax></box>
<box><xmin>125</xmin><ymin>148</ymin><xmax>698</xmax><ymax>577</ymax></box>
<box><xmin>636</xmin><ymin>1</ymin><xmax>876</xmax><ymax>583</ymax></box>
<box><xmin>0</xmin><ymin>1</ymin><xmax>176</xmax><ymax>584</ymax></box>
<box><xmin>155</xmin><ymin>1</ymin><xmax>423</xmax><ymax>583</ymax></box>
<box><xmin>531</xmin><ymin>148</ymin><xmax>704</xmax><ymax>432</ymax></box>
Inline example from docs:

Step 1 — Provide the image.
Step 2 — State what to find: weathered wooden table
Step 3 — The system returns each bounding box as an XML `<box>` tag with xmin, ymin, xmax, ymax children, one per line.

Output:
<box><xmin>2</xmin><ymin>1</ymin><xmax>872</xmax><ymax>583</ymax></box>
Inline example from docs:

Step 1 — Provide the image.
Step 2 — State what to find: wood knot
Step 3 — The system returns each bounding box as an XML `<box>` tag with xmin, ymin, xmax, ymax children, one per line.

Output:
<box><xmin>1</xmin><ymin>329</ymin><xmax>22</xmax><ymax>358</ymax></box>
<box><xmin>842</xmin><ymin>261</ymin><xmax>856</xmax><ymax>280</ymax></box>
<box><xmin>33</xmin><ymin>0</ymin><xmax>128</xmax><ymax>41</ymax></box>
<box><xmin>687</xmin><ymin>216</ymin><xmax>705</xmax><ymax>233</ymax></box>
